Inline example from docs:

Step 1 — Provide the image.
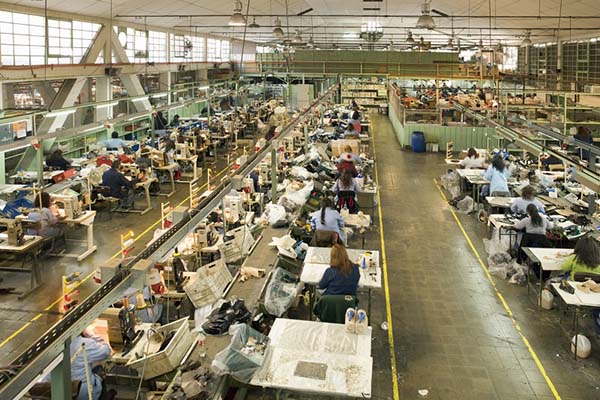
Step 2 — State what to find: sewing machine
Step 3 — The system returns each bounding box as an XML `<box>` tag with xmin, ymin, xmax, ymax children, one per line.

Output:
<box><xmin>259</xmin><ymin>164</ymin><xmax>270</xmax><ymax>184</ymax></box>
<box><xmin>52</xmin><ymin>193</ymin><xmax>82</xmax><ymax>219</ymax></box>
<box><xmin>175</xmin><ymin>143</ymin><xmax>192</xmax><ymax>159</ymax></box>
<box><xmin>223</xmin><ymin>194</ymin><xmax>243</xmax><ymax>223</ymax></box>
<box><xmin>0</xmin><ymin>218</ymin><xmax>24</xmax><ymax>246</ymax></box>
<box><xmin>194</xmin><ymin>222</ymin><xmax>217</xmax><ymax>249</ymax></box>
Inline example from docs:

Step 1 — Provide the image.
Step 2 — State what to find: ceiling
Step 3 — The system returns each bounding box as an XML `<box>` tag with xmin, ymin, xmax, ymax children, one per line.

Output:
<box><xmin>7</xmin><ymin>0</ymin><xmax>600</xmax><ymax>48</ymax></box>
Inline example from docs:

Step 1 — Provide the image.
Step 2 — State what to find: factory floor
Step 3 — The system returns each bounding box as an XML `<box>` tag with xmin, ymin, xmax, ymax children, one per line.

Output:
<box><xmin>2</xmin><ymin>115</ymin><xmax>600</xmax><ymax>400</ymax></box>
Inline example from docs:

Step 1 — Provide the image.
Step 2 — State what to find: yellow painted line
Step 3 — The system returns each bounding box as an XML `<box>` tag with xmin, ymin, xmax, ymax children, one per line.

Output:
<box><xmin>371</xmin><ymin>120</ymin><xmax>400</xmax><ymax>400</ymax></box>
<box><xmin>433</xmin><ymin>178</ymin><xmax>561</xmax><ymax>400</ymax></box>
<box><xmin>0</xmin><ymin>162</ymin><xmax>234</xmax><ymax>350</ymax></box>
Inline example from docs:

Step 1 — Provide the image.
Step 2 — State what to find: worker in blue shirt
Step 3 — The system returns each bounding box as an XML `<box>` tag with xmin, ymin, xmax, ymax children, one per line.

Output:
<box><xmin>101</xmin><ymin>159</ymin><xmax>136</xmax><ymax>208</ymax></box>
<box><xmin>310</xmin><ymin>198</ymin><xmax>346</xmax><ymax>243</ymax></box>
<box><xmin>104</xmin><ymin>131</ymin><xmax>125</xmax><ymax>150</ymax></box>
<box><xmin>483</xmin><ymin>155</ymin><xmax>511</xmax><ymax>197</ymax></box>
<box><xmin>42</xmin><ymin>328</ymin><xmax>111</xmax><ymax>400</ymax></box>
<box><xmin>318</xmin><ymin>244</ymin><xmax>360</xmax><ymax>296</ymax></box>
<box><xmin>70</xmin><ymin>332</ymin><xmax>111</xmax><ymax>400</ymax></box>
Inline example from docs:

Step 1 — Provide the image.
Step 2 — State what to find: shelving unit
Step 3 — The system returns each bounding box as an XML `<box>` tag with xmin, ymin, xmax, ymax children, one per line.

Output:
<box><xmin>341</xmin><ymin>76</ymin><xmax>388</xmax><ymax>107</ymax></box>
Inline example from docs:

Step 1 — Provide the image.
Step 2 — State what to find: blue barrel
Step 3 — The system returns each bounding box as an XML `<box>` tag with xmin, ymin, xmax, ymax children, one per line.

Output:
<box><xmin>411</xmin><ymin>131</ymin><xmax>426</xmax><ymax>153</ymax></box>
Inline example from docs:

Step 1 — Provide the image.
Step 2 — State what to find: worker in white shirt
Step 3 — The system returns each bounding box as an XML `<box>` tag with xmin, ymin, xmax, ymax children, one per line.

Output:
<box><xmin>459</xmin><ymin>148</ymin><xmax>484</xmax><ymax>169</ymax></box>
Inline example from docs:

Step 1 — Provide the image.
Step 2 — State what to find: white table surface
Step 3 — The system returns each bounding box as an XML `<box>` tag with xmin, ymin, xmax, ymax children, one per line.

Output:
<box><xmin>525</xmin><ymin>248</ymin><xmax>573</xmax><ymax>271</ymax></box>
<box><xmin>551</xmin><ymin>282</ymin><xmax>600</xmax><ymax>307</ymax></box>
<box><xmin>456</xmin><ymin>168</ymin><xmax>484</xmax><ymax>178</ymax></box>
<box><xmin>301</xmin><ymin>262</ymin><xmax>382</xmax><ymax>289</ymax></box>
<box><xmin>304</xmin><ymin>247</ymin><xmax>380</xmax><ymax>267</ymax></box>
<box><xmin>251</xmin><ymin>318</ymin><xmax>373</xmax><ymax>398</ymax></box>
<box><xmin>485</xmin><ymin>197</ymin><xmax>518</xmax><ymax>208</ymax></box>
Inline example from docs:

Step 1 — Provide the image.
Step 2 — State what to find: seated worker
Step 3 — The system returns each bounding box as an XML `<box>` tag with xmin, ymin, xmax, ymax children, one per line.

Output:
<box><xmin>348</xmin><ymin>111</ymin><xmax>362</xmax><ymax>134</ymax></box>
<box><xmin>513</xmin><ymin>204</ymin><xmax>553</xmax><ymax>235</ymax></box>
<box><xmin>332</xmin><ymin>169</ymin><xmax>361</xmax><ymax>213</ymax></box>
<box><xmin>65</xmin><ymin>327</ymin><xmax>111</xmax><ymax>400</ymax></box>
<box><xmin>459</xmin><ymin>148</ymin><xmax>484</xmax><ymax>169</ymax></box>
<box><xmin>45</xmin><ymin>149</ymin><xmax>71</xmax><ymax>170</ymax></box>
<box><xmin>154</xmin><ymin>110</ymin><xmax>168</xmax><ymax>131</ymax></box>
<box><xmin>562</xmin><ymin>235</ymin><xmax>600</xmax><ymax>334</ymax></box>
<box><xmin>574</xmin><ymin>126</ymin><xmax>593</xmax><ymax>161</ymax></box>
<box><xmin>105</xmin><ymin>131</ymin><xmax>125</xmax><ymax>150</ymax></box>
<box><xmin>135</xmin><ymin>147</ymin><xmax>153</xmax><ymax>170</ymax></box>
<box><xmin>249</xmin><ymin>169</ymin><xmax>260</xmax><ymax>192</ymax></box>
<box><xmin>483</xmin><ymin>154</ymin><xmax>511</xmax><ymax>197</ymax></box>
<box><xmin>511</xmin><ymin>185</ymin><xmax>545</xmax><ymax>215</ymax></box>
<box><xmin>343</xmin><ymin>121</ymin><xmax>360</xmax><ymax>139</ymax></box>
<box><xmin>337</xmin><ymin>145</ymin><xmax>361</xmax><ymax>178</ymax></box>
<box><xmin>318</xmin><ymin>244</ymin><xmax>360</xmax><ymax>296</ymax></box>
<box><xmin>28</xmin><ymin>192</ymin><xmax>63</xmax><ymax>237</ymax></box>
<box><xmin>102</xmin><ymin>159</ymin><xmax>135</xmax><ymax>209</ymax></box>
<box><xmin>310</xmin><ymin>198</ymin><xmax>346</xmax><ymax>244</ymax></box>
<box><xmin>170</xmin><ymin>114</ymin><xmax>181</xmax><ymax>128</ymax></box>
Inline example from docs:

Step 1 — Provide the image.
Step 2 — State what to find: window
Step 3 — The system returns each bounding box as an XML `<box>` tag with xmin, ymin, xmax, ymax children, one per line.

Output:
<box><xmin>73</xmin><ymin>21</ymin><xmax>100</xmax><ymax>62</ymax></box>
<box><xmin>171</xmin><ymin>34</ymin><xmax>205</xmax><ymax>62</ymax></box>
<box><xmin>207</xmin><ymin>38</ymin><xmax>230</xmax><ymax>62</ymax></box>
<box><xmin>0</xmin><ymin>11</ymin><xmax>100</xmax><ymax>66</ymax></box>
<box><xmin>0</xmin><ymin>11</ymin><xmax>45</xmax><ymax>65</ymax></box>
<box><xmin>148</xmin><ymin>31</ymin><xmax>167</xmax><ymax>62</ymax></box>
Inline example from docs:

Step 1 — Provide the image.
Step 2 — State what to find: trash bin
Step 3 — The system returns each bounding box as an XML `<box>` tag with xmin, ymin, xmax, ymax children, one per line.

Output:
<box><xmin>411</xmin><ymin>131</ymin><xmax>426</xmax><ymax>153</ymax></box>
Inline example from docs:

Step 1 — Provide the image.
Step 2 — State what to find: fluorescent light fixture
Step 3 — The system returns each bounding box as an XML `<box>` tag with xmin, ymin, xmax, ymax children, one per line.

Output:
<box><xmin>96</xmin><ymin>101</ymin><xmax>118</xmax><ymax>109</ymax></box>
<box><xmin>151</xmin><ymin>93</ymin><xmax>168</xmax><ymax>98</ymax></box>
<box><xmin>344</xmin><ymin>33</ymin><xmax>359</xmax><ymax>39</ymax></box>
<box><xmin>82</xmin><ymin>124</ymin><xmax>104</xmax><ymax>132</ymax></box>
<box><xmin>197</xmin><ymin>86</ymin><xmax>210</xmax><ymax>90</ymax></box>
<box><xmin>47</xmin><ymin>109</ymin><xmax>76</xmax><ymax>117</ymax></box>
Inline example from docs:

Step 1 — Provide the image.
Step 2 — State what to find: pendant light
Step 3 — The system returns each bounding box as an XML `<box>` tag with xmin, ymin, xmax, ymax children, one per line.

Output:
<box><xmin>228</xmin><ymin>0</ymin><xmax>246</xmax><ymax>26</ymax></box>
<box><xmin>273</xmin><ymin>17</ymin><xmax>284</xmax><ymax>37</ymax></box>
<box><xmin>416</xmin><ymin>1</ymin><xmax>436</xmax><ymax>30</ymax></box>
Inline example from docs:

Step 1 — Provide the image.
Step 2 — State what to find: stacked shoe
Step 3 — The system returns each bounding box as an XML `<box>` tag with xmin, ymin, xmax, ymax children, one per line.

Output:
<box><xmin>345</xmin><ymin>308</ymin><xmax>369</xmax><ymax>334</ymax></box>
<box><xmin>202</xmin><ymin>298</ymin><xmax>252</xmax><ymax>336</ymax></box>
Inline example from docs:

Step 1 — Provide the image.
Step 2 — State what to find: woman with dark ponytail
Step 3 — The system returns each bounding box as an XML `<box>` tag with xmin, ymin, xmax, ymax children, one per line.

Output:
<box><xmin>513</xmin><ymin>204</ymin><xmax>552</xmax><ymax>234</ymax></box>
<box><xmin>310</xmin><ymin>197</ymin><xmax>346</xmax><ymax>244</ymax></box>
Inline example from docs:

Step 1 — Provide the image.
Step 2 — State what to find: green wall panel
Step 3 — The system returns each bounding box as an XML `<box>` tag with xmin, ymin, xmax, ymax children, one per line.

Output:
<box><xmin>388</xmin><ymin>102</ymin><xmax>493</xmax><ymax>151</ymax></box>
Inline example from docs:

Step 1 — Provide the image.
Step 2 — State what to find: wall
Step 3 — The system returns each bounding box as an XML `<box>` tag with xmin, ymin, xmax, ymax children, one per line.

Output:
<box><xmin>388</xmin><ymin>103</ymin><xmax>494</xmax><ymax>151</ymax></box>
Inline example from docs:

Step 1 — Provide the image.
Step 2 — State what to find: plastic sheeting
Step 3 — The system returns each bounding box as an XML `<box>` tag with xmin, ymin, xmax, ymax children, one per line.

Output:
<box><xmin>211</xmin><ymin>324</ymin><xmax>269</xmax><ymax>383</ymax></box>
<box><xmin>263</xmin><ymin>268</ymin><xmax>302</xmax><ymax>317</ymax></box>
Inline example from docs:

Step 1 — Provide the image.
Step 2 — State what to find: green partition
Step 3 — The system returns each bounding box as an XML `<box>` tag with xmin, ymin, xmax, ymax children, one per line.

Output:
<box><xmin>388</xmin><ymin>103</ymin><xmax>494</xmax><ymax>151</ymax></box>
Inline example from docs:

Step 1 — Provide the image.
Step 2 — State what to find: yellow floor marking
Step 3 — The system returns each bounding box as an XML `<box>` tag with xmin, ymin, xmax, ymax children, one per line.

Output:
<box><xmin>433</xmin><ymin>178</ymin><xmax>561</xmax><ymax>400</ymax></box>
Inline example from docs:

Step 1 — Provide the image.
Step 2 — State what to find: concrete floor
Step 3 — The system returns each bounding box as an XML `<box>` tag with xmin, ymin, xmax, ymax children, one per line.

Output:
<box><xmin>2</xmin><ymin>114</ymin><xmax>600</xmax><ymax>399</ymax></box>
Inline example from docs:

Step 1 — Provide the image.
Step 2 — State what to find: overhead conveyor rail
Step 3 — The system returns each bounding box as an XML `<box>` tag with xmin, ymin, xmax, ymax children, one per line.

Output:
<box><xmin>0</xmin><ymin>84</ymin><xmax>338</xmax><ymax>400</ymax></box>
<box><xmin>453</xmin><ymin>102</ymin><xmax>600</xmax><ymax>193</ymax></box>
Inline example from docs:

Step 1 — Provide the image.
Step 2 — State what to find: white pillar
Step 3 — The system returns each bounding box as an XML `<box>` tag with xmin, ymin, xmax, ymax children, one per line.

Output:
<box><xmin>95</xmin><ymin>76</ymin><xmax>112</xmax><ymax>121</ymax></box>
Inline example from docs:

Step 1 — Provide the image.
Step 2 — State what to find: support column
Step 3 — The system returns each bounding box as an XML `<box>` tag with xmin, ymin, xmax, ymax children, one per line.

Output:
<box><xmin>2</xmin><ymin>83</ymin><xmax>15</xmax><ymax>110</ymax></box>
<box><xmin>95</xmin><ymin>76</ymin><xmax>112</xmax><ymax>121</ymax></box>
<box><xmin>159</xmin><ymin>72</ymin><xmax>172</xmax><ymax>104</ymax></box>
<box><xmin>271</xmin><ymin>147</ymin><xmax>277</xmax><ymax>202</ymax></box>
<box><xmin>50</xmin><ymin>338</ymin><xmax>72</xmax><ymax>400</ymax></box>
